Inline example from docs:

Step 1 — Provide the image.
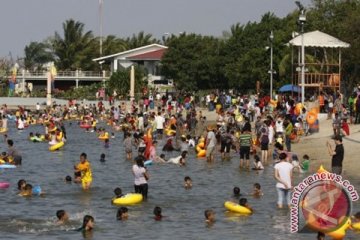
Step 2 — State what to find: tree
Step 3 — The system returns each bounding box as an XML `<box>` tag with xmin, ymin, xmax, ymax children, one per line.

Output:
<box><xmin>125</xmin><ymin>31</ymin><xmax>159</xmax><ymax>49</ymax></box>
<box><xmin>107</xmin><ymin>66</ymin><xmax>146</xmax><ymax>98</ymax></box>
<box><xmin>52</xmin><ymin>19</ymin><xmax>97</xmax><ymax>70</ymax></box>
<box><xmin>24</xmin><ymin>41</ymin><xmax>54</xmax><ymax>71</ymax></box>
<box><xmin>161</xmin><ymin>33</ymin><xmax>226</xmax><ymax>91</ymax></box>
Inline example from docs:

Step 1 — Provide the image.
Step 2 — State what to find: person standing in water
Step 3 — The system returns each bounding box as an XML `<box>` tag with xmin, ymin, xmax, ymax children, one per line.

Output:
<box><xmin>74</xmin><ymin>153</ymin><xmax>93</xmax><ymax>190</ymax></box>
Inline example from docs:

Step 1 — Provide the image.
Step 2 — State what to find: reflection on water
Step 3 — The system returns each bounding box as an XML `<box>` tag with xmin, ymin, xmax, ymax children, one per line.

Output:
<box><xmin>0</xmin><ymin>121</ymin><xmax>359</xmax><ymax>239</ymax></box>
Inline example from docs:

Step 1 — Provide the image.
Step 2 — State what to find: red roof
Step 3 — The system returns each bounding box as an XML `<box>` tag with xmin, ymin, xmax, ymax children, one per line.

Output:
<box><xmin>127</xmin><ymin>49</ymin><xmax>166</xmax><ymax>61</ymax></box>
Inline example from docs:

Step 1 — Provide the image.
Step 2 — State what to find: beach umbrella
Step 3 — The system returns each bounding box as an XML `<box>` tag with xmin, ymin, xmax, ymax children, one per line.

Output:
<box><xmin>278</xmin><ymin>84</ymin><xmax>301</xmax><ymax>93</ymax></box>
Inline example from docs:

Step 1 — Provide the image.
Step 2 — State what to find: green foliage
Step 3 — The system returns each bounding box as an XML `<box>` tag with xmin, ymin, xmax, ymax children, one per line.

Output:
<box><xmin>161</xmin><ymin>33</ymin><xmax>226</xmax><ymax>91</ymax></box>
<box><xmin>52</xmin><ymin>19</ymin><xmax>98</xmax><ymax>70</ymax></box>
<box><xmin>107</xmin><ymin>66</ymin><xmax>146</xmax><ymax>99</ymax></box>
<box><xmin>124</xmin><ymin>31</ymin><xmax>159</xmax><ymax>49</ymax></box>
<box><xmin>58</xmin><ymin>83</ymin><xmax>103</xmax><ymax>100</ymax></box>
<box><xmin>24</xmin><ymin>41</ymin><xmax>54</xmax><ymax>71</ymax></box>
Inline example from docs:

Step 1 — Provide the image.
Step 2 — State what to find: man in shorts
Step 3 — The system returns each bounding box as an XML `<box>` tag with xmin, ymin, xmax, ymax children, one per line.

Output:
<box><xmin>206</xmin><ymin>126</ymin><xmax>217</xmax><ymax>162</ymax></box>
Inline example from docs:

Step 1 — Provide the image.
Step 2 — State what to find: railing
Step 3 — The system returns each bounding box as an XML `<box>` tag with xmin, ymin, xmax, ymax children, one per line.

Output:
<box><xmin>6</xmin><ymin>70</ymin><xmax>110</xmax><ymax>80</ymax></box>
<box><xmin>294</xmin><ymin>73</ymin><xmax>340</xmax><ymax>87</ymax></box>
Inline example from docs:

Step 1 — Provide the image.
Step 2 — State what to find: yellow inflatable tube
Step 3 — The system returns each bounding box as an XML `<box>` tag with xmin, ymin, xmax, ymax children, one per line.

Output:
<box><xmin>56</xmin><ymin>132</ymin><xmax>63</xmax><ymax>142</ymax></box>
<box><xmin>0</xmin><ymin>128</ymin><xmax>8</xmax><ymax>133</ymax></box>
<box><xmin>98</xmin><ymin>132</ymin><xmax>109</xmax><ymax>140</ymax></box>
<box><xmin>352</xmin><ymin>222</ymin><xmax>360</xmax><ymax>231</ymax></box>
<box><xmin>224</xmin><ymin>201</ymin><xmax>252</xmax><ymax>215</ymax></box>
<box><xmin>49</xmin><ymin>142</ymin><xmax>64</xmax><ymax>151</ymax></box>
<box><xmin>112</xmin><ymin>193</ymin><xmax>143</xmax><ymax>205</ymax></box>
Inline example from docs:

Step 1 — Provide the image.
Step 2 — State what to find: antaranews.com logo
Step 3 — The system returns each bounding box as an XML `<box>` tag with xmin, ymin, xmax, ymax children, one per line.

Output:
<box><xmin>291</xmin><ymin>166</ymin><xmax>359</xmax><ymax>235</ymax></box>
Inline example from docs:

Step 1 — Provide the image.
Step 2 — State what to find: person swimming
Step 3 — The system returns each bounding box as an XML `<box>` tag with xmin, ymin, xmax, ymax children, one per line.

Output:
<box><xmin>153</xmin><ymin>206</ymin><xmax>163</xmax><ymax>221</ymax></box>
<box><xmin>184</xmin><ymin>176</ymin><xmax>192</xmax><ymax>189</ymax></box>
<box><xmin>239</xmin><ymin>198</ymin><xmax>253</xmax><ymax>211</ymax></box>
<box><xmin>56</xmin><ymin>210</ymin><xmax>69</xmax><ymax>224</ymax></box>
<box><xmin>167</xmin><ymin>151</ymin><xmax>187</xmax><ymax>166</ymax></box>
<box><xmin>113</xmin><ymin>187</ymin><xmax>124</xmax><ymax>199</ymax></box>
<box><xmin>17</xmin><ymin>179</ymin><xmax>26</xmax><ymax>192</ymax></box>
<box><xmin>117</xmin><ymin>207</ymin><xmax>129</xmax><ymax>220</ymax></box>
<box><xmin>252</xmin><ymin>183</ymin><xmax>263</xmax><ymax>197</ymax></box>
<box><xmin>204</xmin><ymin>209</ymin><xmax>215</xmax><ymax>225</ymax></box>
<box><xmin>233</xmin><ymin>186</ymin><xmax>241</xmax><ymax>199</ymax></box>
<box><xmin>65</xmin><ymin>175</ymin><xmax>72</xmax><ymax>183</ymax></box>
<box><xmin>19</xmin><ymin>183</ymin><xmax>33</xmax><ymax>197</ymax></box>
<box><xmin>77</xmin><ymin>215</ymin><xmax>94</xmax><ymax>232</ymax></box>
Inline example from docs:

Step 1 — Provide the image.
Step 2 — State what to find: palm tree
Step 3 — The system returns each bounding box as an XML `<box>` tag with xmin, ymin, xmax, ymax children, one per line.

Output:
<box><xmin>52</xmin><ymin>19</ymin><xmax>96</xmax><ymax>70</ymax></box>
<box><xmin>24</xmin><ymin>41</ymin><xmax>54</xmax><ymax>71</ymax></box>
<box><xmin>101</xmin><ymin>35</ymin><xmax>128</xmax><ymax>56</ymax></box>
<box><xmin>125</xmin><ymin>31</ymin><xmax>160</xmax><ymax>49</ymax></box>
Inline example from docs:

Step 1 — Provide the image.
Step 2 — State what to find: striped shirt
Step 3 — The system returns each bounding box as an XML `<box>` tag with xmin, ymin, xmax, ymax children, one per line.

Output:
<box><xmin>239</xmin><ymin>133</ymin><xmax>252</xmax><ymax>147</ymax></box>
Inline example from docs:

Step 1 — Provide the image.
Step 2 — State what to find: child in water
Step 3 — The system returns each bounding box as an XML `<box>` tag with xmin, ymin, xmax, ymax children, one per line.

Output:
<box><xmin>100</xmin><ymin>153</ymin><xmax>106</xmax><ymax>163</ymax></box>
<box><xmin>167</xmin><ymin>151</ymin><xmax>187</xmax><ymax>166</ymax></box>
<box><xmin>252</xmin><ymin>183</ymin><xmax>263</xmax><ymax>197</ymax></box>
<box><xmin>153</xmin><ymin>206</ymin><xmax>163</xmax><ymax>221</ymax></box>
<box><xmin>184</xmin><ymin>176</ymin><xmax>192</xmax><ymax>189</ymax></box>
<box><xmin>239</xmin><ymin>198</ymin><xmax>253</xmax><ymax>211</ymax></box>
<box><xmin>74</xmin><ymin>153</ymin><xmax>92</xmax><ymax>190</ymax></box>
<box><xmin>77</xmin><ymin>215</ymin><xmax>94</xmax><ymax>232</ymax></box>
<box><xmin>233</xmin><ymin>186</ymin><xmax>241</xmax><ymax>198</ymax></box>
<box><xmin>117</xmin><ymin>207</ymin><xmax>129</xmax><ymax>220</ymax></box>
<box><xmin>17</xmin><ymin>179</ymin><xmax>26</xmax><ymax>192</ymax></box>
<box><xmin>19</xmin><ymin>184</ymin><xmax>33</xmax><ymax>197</ymax></box>
<box><xmin>113</xmin><ymin>187</ymin><xmax>124</xmax><ymax>199</ymax></box>
<box><xmin>204</xmin><ymin>209</ymin><xmax>215</xmax><ymax>225</ymax></box>
<box><xmin>352</xmin><ymin>212</ymin><xmax>360</xmax><ymax>223</ymax></box>
<box><xmin>252</xmin><ymin>155</ymin><xmax>264</xmax><ymax>170</ymax></box>
<box><xmin>56</xmin><ymin>210</ymin><xmax>69</xmax><ymax>224</ymax></box>
<box><xmin>65</xmin><ymin>176</ymin><xmax>72</xmax><ymax>183</ymax></box>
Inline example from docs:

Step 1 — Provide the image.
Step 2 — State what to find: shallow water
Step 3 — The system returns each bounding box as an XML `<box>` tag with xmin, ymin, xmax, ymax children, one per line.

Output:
<box><xmin>0</xmin><ymin>121</ymin><xmax>359</xmax><ymax>240</ymax></box>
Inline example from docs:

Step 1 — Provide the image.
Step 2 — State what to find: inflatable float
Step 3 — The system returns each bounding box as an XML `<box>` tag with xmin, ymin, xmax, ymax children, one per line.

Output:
<box><xmin>224</xmin><ymin>201</ymin><xmax>252</xmax><ymax>215</ymax></box>
<box><xmin>0</xmin><ymin>128</ymin><xmax>8</xmax><ymax>133</ymax></box>
<box><xmin>98</xmin><ymin>132</ymin><xmax>109</xmax><ymax>140</ymax></box>
<box><xmin>196</xmin><ymin>138</ymin><xmax>206</xmax><ymax>158</ymax></box>
<box><xmin>144</xmin><ymin>160</ymin><xmax>153</xmax><ymax>167</ymax></box>
<box><xmin>112</xmin><ymin>193</ymin><xmax>143</xmax><ymax>205</ymax></box>
<box><xmin>0</xmin><ymin>182</ymin><xmax>10</xmax><ymax>189</ymax></box>
<box><xmin>49</xmin><ymin>142</ymin><xmax>64</xmax><ymax>151</ymax></box>
<box><xmin>0</xmin><ymin>164</ymin><xmax>16</xmax><ymax>169</ymax></box>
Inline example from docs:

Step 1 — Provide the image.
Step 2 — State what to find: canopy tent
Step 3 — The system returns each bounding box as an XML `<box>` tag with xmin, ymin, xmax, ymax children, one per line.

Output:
<box><xmin>289</xmin><ymin>30</ymin><xmax>350</xmax><ymax>48</ymax></box>
<box><xmin>278</xmin><ymin>84</ymin><xmax>301</xmax><ymax>93</ymax></box>
<box><xmin>288</xmin><ymin>31</ymin><xmax>350</xmax><ymax>94</ymax></box>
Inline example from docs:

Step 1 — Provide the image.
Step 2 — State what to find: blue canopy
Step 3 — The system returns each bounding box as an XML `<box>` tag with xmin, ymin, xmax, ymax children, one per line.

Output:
<box><xmin>278</xmin><ymin>84</ymin><xmax>301</xmax><ymax>93</ymax></box>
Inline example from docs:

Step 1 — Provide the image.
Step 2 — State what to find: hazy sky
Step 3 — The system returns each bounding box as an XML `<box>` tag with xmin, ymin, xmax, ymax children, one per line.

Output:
<box><xmin>0</xmin><ymin>0</ymin><xmax>312</xmax><ymax>58</ymax></box>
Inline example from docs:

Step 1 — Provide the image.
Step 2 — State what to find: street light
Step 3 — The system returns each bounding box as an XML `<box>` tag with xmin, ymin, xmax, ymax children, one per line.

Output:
<box><xmin>269</xmin><ymin>31</ymin><xmax>274</xmax><ymax>100</ymax></box>
<box><xmin>296</xmin><ymin>1</ymin><xmax>306</xmax><ymax>104</ymax></box>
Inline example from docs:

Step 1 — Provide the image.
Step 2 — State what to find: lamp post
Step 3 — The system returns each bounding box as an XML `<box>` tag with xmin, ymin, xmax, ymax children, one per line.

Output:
<box><xmin>269</xmin><ymin>31</ymin><xmax>274</xmax><ymax>100</ymax></box>
<box><xmin>99</xmin><ymin>0</ymin><xmax>104</xmax><ymax>56</ymax></box>
<box><xmin>297</xmin><ymin>1</ymin><xmax>306</xmax><ymax>104</ymax></box>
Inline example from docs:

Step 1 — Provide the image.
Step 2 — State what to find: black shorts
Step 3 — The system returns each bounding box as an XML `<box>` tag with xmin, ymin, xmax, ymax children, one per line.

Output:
<box><xmin>134</xmin><ymin>183</ymin><xmax>148</xmax><ymax>199</ymax></box>
<box><xmin>220</xmin><ymin>141</ymin><xmax>231</xmax><ymax>153</ymax></box>
<box><xmin>261</xmin><ymin>143</ymin><xmax>269</xmax><ymax>150</ymax></box>
<box><xmin>240</xmin><ymin>146</ymin><xmax>250</xmax><ymax>160</ymax></box>
<box><xmin>138</xmin><ymin>147</ymin><xmax>146</xmax><ymax>153</ymax></box>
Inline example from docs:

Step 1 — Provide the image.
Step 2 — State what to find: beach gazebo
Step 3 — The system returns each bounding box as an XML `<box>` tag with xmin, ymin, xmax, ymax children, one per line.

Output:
<box><xmin>289</xmin><ymin>30</ymin><xmax>350</xmax><ymax>94</ymax></box>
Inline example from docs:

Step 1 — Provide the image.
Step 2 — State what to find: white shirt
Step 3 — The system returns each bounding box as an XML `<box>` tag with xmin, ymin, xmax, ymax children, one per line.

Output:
<box><xmin>268</xmin><ymin>125</ymin><xmax>274</xmax><ymax>144</ymax></box>
<box><xmin>254</xmin><ymin>161</ymin><xmax>264</xmax><ymax>170</ymax></box>
<box><xmin>36</xmin><ymin>104</ymin><xmax>40</xmax><ymax>110</ymax></box>
<box><xmin>206</xmin><ymin>131</ymin><xmax>217</xmax><ymax>148</ymax></box>
<box><xmin>154</xmin><ymin>115</ymin><xmax>165</xmax><ymax>129</ymax></box>
<box><xmin>18</xmin><ymin>119</ymin><xmax>24</xmax><ymax>129</ymax></box>
<box><xmin>274</xmin><ymin>161</ymin><xmax>293</xmax><ymax>189</ymax></box>
<box><xmin>275</xmin><ymin>119</ymin><xmax>284</xmax><ymax>133</ymax></box>
<box><xmin>168</xmin><ymin>156</ymin><xmax>182</xmax><ymax>165</ymax></box>
<box><xmin>133</xmin><ymin>165</ymin><xmax>147</xmax><ymax>185</ymax></box>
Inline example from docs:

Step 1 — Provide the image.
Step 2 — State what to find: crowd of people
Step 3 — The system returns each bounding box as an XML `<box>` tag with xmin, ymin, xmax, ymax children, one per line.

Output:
<box><xmin>0</xmin><ymin>86</ymin><xmax>359</xmax><ymax>238</ymax></box>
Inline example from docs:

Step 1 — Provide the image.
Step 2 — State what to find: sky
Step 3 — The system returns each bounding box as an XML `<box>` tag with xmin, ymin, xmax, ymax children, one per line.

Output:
<box><xmin>0</xmin><ymin>0</ymin><xmax>312</xmax><ymax>59</ymax></box>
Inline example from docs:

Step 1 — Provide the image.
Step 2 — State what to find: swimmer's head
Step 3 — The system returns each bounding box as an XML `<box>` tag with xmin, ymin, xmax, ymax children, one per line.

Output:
<box><xmin>279</xmin><ymin>152</ymin><xmax>287</xmax><ymax>161</ymax></box>
<box><xmin>184</xmin><ymin>176</ymin><xmax>192</xmax><ymax>182</ymax></box>
<box><xmin>56</xmin><ymin>210</ymin><xmax>69</xmax><ymax>221</ymax></box>
<box><xmin>100</xmin><ymin>153</ymin><xmax>105</xmax><ymax>159</ymax></box>
<box><xmin>303</xmin><ymin>154</ymin><xmax>310</xmax><ymax>160</ymax></box>
<box><xmin>254</xmin><ymin>183</ymin><xmax>261</xmax><ymax>190</ymax></box>
<box><xmin>160</xmin><ymin>154</ymin><xmax>165</xmax><ymax>159</ymax></box>
<box><xmin>204</xmin><ymin>209</ymin><xmax>215</xmax><ymax>221</ymax></box>
<box><xmin>239</xmin><ymin>198</ymin><xmax>248</xmax><ymax>206</ymax></box>
<box><xmin>82</xmin><ymin>215</ymin><xmax>94</xmax><ymax>230</ymax></box>
<box><xmin>254</xmin><ymin>155</ymin><xmax>260</xmax><ymax>162</ymax></box>
<box><xmin>17</xmin><ymin>179</ymin><xmax>26</xmax><ymax>190</ymax></box>
<box><xmin>65</xmin><ymin>176</ymin><xmax>72</xmax><ymax>182</ymax></box>
<box><xmin>233</xmin><ymin>187</ymin><xmax>240</xmax><ymax>196</ymax></box>
<box><xmin>114</xmin><ymin>187</ymin><xmax>122</xmax><ymax>197</ymax></box>
<box><xmin>117</xmin><ymin>207</ymin><xmax>128</xmax><ymax>220</ymax></box>
<box><xmin>153</xmin><ymin>206</ymin><xmax>162</xmax><ymax>217</ymax></box>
